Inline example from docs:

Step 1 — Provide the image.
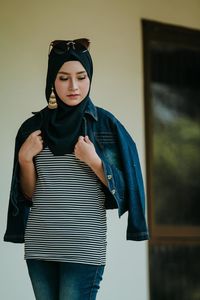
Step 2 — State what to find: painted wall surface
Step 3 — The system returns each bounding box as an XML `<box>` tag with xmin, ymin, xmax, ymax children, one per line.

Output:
<box><xmin>1</xmin><ymin>1</ymin><xmax>200</xmax><ymax>299</ymax></box>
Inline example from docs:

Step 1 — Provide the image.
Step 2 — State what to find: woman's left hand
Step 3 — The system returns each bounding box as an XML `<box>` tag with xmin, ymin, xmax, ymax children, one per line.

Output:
<box><xmin>74</xmin><ymin>135</ymin><xmax>108</xmax><ymax>186</ymax></box>
<box><xmin>74</xmin><ymin>135</ymin><xmax>100</xmax><ymax>167</ymax></box>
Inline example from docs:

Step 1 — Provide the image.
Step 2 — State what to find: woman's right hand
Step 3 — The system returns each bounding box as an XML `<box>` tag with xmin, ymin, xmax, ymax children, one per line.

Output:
<box><xmin>18</xmin><ymin>130</ymin><xmax>43</xmax><ymax>164</ymax></box>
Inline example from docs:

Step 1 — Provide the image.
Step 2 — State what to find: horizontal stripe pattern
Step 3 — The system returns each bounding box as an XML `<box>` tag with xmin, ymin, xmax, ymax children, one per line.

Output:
<box><xmin>24</xmin><ymin>148</ymin><xmax>107</xmax><ymax>265</ymax></box>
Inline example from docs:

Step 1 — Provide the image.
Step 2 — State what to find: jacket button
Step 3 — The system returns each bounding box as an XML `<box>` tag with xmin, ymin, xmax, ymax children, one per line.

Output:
<box><xmin>107</xmin><ymin>175</ymin><xmax>112</xmax><ymax>180</ymax></box>
<box><xmin>111</xmin><ymin>189</ymin><xmax>116</xmax><ymax>195</ymax></box>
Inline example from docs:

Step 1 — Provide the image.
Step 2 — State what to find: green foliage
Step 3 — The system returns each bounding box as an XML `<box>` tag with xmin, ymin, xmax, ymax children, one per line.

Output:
<box><xmin>153</xmin><ymin>116</ymin><xmax>200</xmax><ymax>225</ymax></box>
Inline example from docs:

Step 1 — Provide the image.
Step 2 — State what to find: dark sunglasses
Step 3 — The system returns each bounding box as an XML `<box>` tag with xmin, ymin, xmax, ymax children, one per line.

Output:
<box><xmin>48</xmin><ymin>38</ymin><xmax>90</xmax><ymax>55</ymax></box>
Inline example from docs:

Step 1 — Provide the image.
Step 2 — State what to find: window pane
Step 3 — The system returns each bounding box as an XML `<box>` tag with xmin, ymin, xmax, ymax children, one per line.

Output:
<box><xmin>150</xmin><ymin>244</ymin><xmax>200</xmax><ymax>300</ymax></box>
<box><xmin>151</xmin><ymin>45</ymin><xmax>200</xmax><ymax>226</ymax></box>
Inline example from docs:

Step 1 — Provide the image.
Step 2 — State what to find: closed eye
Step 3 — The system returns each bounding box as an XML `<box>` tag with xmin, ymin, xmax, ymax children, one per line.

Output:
<box><xmin>78</xmin><ymin>76</ymin><xmax>87</xmax><ymax>80</ymax></box>
<box><xmin>59</xmin><ymin>76</ymin><xmax>68</xmax><ymax>81</ymax></box>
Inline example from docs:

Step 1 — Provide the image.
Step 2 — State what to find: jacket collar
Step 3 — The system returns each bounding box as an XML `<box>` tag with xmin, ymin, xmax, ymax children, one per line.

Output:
<box><xmin>84</xmin><ymin>99</ymin><xmax>98</xmax><ymax>121</ymax></box>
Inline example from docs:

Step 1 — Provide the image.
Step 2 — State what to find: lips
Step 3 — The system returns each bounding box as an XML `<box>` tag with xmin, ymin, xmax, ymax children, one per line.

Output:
<box><xmin>67</xmin><ymin>94</ymin><xmax>80</xmax><ymax>97</ymax></box>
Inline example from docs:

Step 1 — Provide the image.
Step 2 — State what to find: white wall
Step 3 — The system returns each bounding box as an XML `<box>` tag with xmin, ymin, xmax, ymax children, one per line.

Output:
<box><xmin>1</xmin><ymin>1</ymin><xmax>200</xmax><ymax>299</ymax></box>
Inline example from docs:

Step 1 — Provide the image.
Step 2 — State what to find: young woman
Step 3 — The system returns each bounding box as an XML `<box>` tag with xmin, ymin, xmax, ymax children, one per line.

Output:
<box><xmin>4</xmin><ymin>38</ymin><xmax>149</xmax><ymax>300</ymax></box>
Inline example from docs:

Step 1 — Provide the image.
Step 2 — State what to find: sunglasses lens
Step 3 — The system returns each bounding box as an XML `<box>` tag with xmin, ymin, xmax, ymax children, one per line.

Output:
<box><xmin>74</xmin><ymin>39</ymin><xmax>90</xmax><ymax>51</ymax></box>
<box><xmin>52</xmin><ymin>42</ymin><xmax>67</xmax><ymax>54</ymax></box>
<box><xmin>75</xmin><ymin>43</ymin><xmax>87</xmax><ymax>51</ymax></box>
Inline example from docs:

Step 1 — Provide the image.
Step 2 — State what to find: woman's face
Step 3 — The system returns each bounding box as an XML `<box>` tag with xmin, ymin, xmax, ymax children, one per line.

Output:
<box><xmin>54</xmin><ymin>61</ymin><xmax>90</xmax><ymax>106</ymax></box>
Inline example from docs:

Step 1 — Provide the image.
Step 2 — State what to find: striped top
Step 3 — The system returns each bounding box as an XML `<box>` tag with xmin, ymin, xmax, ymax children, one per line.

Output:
<box><xmin>24</xmin><ymin>147</ymin><xmax>107</xmax><ymax>265</ymax></box>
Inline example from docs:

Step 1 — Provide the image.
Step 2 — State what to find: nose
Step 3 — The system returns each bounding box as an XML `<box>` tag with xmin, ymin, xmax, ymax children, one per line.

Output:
<box><xmin>69</xmin><ymin>78</ymin><xmax>78</xmax><ymax>91</ymax></box>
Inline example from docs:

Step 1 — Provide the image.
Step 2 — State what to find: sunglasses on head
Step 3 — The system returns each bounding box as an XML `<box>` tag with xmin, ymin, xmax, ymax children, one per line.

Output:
<box><xmin>48</xmin><ymin>38</ymin><xmax>90</xmax><ymax>55</ymax></box>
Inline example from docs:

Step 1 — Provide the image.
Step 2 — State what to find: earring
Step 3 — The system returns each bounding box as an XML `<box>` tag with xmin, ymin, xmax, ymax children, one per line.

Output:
<box><xmin>48</xmin><ymin>87</ymin><xmax>58</xmax><ymax>109</ymax></box>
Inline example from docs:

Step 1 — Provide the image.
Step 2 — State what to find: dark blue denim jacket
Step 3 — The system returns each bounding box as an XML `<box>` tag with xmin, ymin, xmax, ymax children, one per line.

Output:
<box><xmin>4</xmin><ymin>100</ymin><xmax>149</xmax><ymax>243</ymax></box>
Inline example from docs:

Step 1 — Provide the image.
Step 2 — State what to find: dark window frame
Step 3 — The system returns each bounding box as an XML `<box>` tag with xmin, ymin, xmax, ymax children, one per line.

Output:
<box><xmin>142</xmin><ymin>19</ymin><xmax>200</xmax><ymax>240</ymax></box>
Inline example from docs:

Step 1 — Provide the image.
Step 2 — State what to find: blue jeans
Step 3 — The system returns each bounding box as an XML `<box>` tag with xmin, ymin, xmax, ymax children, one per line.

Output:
<box><xmin>26</xmin><ymin>260</ymin><xmax>105</xmax><ymax>300</ymax></box>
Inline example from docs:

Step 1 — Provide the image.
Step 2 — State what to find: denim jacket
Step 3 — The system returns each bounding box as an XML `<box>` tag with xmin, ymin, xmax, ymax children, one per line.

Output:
<box><xmin>4</xmin><ymin>100</ymin><xmax>149</xmax><ymax>243</ymax></box>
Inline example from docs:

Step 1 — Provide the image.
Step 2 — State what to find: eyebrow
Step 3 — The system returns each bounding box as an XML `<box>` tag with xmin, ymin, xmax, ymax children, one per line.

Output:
<box><xmin>58</xmin><ymin>71</ymin><xmax>87</xmax><ymax>75</ymax></box>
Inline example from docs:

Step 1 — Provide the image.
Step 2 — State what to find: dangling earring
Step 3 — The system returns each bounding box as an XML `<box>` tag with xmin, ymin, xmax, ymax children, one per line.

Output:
<box><xmin>48</xmin><ymin>87</ymin><xmax>58</xmax><ymax>109</ymax></box>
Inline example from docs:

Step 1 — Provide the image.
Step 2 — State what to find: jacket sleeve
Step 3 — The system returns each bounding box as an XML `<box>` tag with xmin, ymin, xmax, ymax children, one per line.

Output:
<box><xmin>4</xmin><ymin>127</ymin><xmax>32</xmax><ymax>243</ymax></box>
<box><xmin>101</xmin><ymin>156</ymin><xmax>127</xmax><ymax>212</ymax></box>
<box><xmin>115</xmin><ymin>120</ymin><xmax>149</xmax><ymax>241</ymax></box>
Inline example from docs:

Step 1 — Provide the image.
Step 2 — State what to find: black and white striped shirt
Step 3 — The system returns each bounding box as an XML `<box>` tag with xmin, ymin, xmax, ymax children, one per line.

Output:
<box><xmin>24</xmin><ymin>147</ymin><xmax>107</xmax><ymax>265</ymax></box>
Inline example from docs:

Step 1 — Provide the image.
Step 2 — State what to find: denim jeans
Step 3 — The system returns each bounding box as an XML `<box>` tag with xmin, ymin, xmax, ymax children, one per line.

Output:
<box><xmin>26</xmin><ymin>260</ymin><xmax>105</xmax><ymax>300</ymax></box>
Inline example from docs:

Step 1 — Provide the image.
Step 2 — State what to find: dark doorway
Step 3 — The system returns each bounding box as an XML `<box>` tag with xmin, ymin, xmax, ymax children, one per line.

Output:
<box><xmin>142</xmin><ymin>19</ymin><xmax>200</xmax><ymax>300</ymax></box>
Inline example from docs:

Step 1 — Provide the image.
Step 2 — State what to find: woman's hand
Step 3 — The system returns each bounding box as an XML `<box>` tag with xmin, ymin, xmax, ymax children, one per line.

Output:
<box><xmin>74</xmin><ymin>135</ymin><xmax>99</xmax><ymax>167</ymax></box>
<box><xmin>18</xmin><ymin>130</ymin><xmax>43</xmax><ymax>199</ymax></box>
<box><xmin>18</xmin><ymin>130</ymin><xmax>43</xmax><ymax>164</ymax></box>
<box><xmin>74</xmin><ymin>136</ymin><xmax>108</xmax><ymax>186</ymax></box>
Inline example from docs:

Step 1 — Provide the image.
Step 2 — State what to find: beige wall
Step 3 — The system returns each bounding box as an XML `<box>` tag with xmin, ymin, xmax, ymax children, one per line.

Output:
<box><xmin>1</xmin><ymin>0</ymin><xmax>200</xmax><ymax>299</ymax></box>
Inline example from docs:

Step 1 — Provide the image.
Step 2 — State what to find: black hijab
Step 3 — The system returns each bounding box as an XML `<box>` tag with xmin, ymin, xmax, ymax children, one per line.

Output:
<box><xmin>43</xmin><ymin>45</ymin><xmax>93</xmax><ymax>156</ymax></box>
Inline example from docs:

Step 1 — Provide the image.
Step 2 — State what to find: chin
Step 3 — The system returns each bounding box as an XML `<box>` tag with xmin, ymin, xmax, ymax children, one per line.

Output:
<box><xmin>64</xmin><ymin>100</ymin><xmax>83</xmax><ymax>106</ymax></box>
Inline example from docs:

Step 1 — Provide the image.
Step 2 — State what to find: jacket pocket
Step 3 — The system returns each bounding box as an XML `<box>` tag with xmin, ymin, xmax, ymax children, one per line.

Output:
<box><xmin>94</xmin><ymin>132</ymin><xmax>117</xmax><ymax>144</ymax></box>
<box><xmin>94</xmin><ymin>132</ymin><xmax>122</xmax><ymax>170</ymax></box>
